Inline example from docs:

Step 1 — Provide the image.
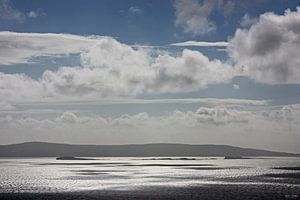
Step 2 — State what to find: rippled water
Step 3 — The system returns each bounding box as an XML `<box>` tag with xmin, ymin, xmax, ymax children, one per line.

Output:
<box><xmin>0</xmin><ymin>157</ymin><xmax>300</xmax><ymax>193</ymax></box>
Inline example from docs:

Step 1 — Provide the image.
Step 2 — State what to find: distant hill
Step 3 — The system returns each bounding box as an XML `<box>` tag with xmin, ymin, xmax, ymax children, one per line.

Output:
<box><xmin>0</xmin><ymin>142</ymin><xmax>298</xmax><ymax>157</ymax></box>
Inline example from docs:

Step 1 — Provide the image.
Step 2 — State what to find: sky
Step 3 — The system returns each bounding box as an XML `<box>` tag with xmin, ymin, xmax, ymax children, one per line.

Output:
<box><xmin>0</xmin><ymin>0</ymin><xmax>300</xmax><ymax>153</ymax></box>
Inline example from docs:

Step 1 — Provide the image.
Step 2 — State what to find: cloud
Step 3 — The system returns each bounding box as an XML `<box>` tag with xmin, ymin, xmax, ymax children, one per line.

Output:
<box><xmin>128</xmin><ymin>6</ymin><xmax>143</xmax><ymax>15</ymax></box>
<box><xmin>0</xmin><ymin>0</ymin><xmax>43</xmax><ymax>22</ymax></box>
<box><xmin>174</xmin><ymin>0</ymin><xmax>236</xmax><ymax>36</ymax></box>
<box><xmin>233</xmin><ymin>84</ymin><xmax>240</xmax><ymax>90</ymax></box>
<box><xmin>27</xmin><ymin>9</ymin><xmax>45</xmax><ymax>18</ymax></box>
<box><xmin>143</xmin><ymin>49</ymin><xmax>234</xmax><ymax>93</ymax></box>
<box><xmin>93</xmin><ymin>98</ymin><xmax>268</xmax><ymax>106</ymax></box>
<box><xmin>170</xmin><ymin>41</ymin><xmax>228</xmax><ymax>47</ymax></box>
<box><xmin>229</xmin><ymin>7</ymin><xmax>300</xmax><ymax>84</ymax></box>
<box><xmin>223</xmin><ymin>1</ymin><xmax>235</xmax><ymax>17</ymax></box>
<box><xmin>240</xmin><ymin>14</ymin><xmax>258</xmax><ymax>27</ymax></box>
<box><xmin>0</xmin><ymin>72</ymin><xmax>44</xmax><ymax>102</ymax></box>
<box><xmin>0</xmin><ymin>31</ymin><xmax>104</xmax><ymax>65</ymax></box>
<box><xmin>0</xmin><ymin>32</ymin><xmax>235</xmax><ymax>102</ymax></box>
<box><xmin>27</xmin><ymin>11</ymin><xmax>38</xmax><ymax>18</ymax></box>
<box><xmin>6</xmin><ymin>98</ymin><xmax>269</xmax><ymax>108</ymax></box>
<box><xmin>0</xmin><ymin>0</ymin><xmax>25</xmax><ymax>22</ymax></box>
<box><xmin>56</xmin><ymin>112</ymin><xmax>79</xmax><ymax>124</ymax></box>
<box><xmin>174</xmin><ymin>0</ymin><xmax>219</xmax><ymax>36</ymax></box>
<box><xmin>0</xmin><ymin>101</ymin><xmax>15</xmax><ymax>111</ymax></box>
<box><xmin>173</xmin><ymin>107</ymin><xmax>253</xmax><ymax>126</ymax></box>
<box><xmin>1</xmin><ymin>105</ymin><xmax>299</xmax><ymax>152</ymax></box>
<box><xmin>262</xmin><ymin>105</ymin><xmax>296</xmax><ymax>122</ymax></box>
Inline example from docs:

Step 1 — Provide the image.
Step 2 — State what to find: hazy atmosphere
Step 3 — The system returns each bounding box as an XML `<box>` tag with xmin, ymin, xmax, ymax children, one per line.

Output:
<box><xmin>1</xmin><ymin>0</ymin><xmax>300</xmax><ymax>153</ymax></box>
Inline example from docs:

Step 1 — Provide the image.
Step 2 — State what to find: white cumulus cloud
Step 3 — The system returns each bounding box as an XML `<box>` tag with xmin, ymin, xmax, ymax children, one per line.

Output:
<box><xmin>229</xmin><ymin>7</ymin><xmax>300</xmax><ymax>84</ymax></box>
<box><xmin>0</xmin><ymin>32</ymin><xmax>235</xmax><ymax>102</ymax></box>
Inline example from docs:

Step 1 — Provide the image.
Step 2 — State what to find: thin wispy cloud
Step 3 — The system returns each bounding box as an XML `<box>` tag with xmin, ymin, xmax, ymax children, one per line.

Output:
<box><xmin>174</xmin><ymin>0</ymin><xmax>218</xmax><ymax>36</ymax></box>
<box><xmin>11</xmin><ymin>98</ymin><xmax>269</xmax><ymax>107</ymax></box>
<box><xmin>240</xmin><ymin>13</ymin><xmax>258</xmax><ymax>27</ymax></box>
<box><xmin>128</xmin><ymin>6</ymin><xmax>143</xmax><ymax>15</ymax></box>
<box><xmin>174</xmin><ymin>0</ymin><xmax>236</xmax><ymax>36</ymax></box>
<box><xmin>170</xmin><ymin>41</ymin><xmax>228</xmax><ymax>47</ymax></box>
<box><xmin>0</xmin><ymin>0</ymin><xmax>44</xmax><ymax>22</ymax></box>
<box><xmin>0</xmin><ymin>0</ymin><xmax>25</xmax><ymax>22</ymax></box>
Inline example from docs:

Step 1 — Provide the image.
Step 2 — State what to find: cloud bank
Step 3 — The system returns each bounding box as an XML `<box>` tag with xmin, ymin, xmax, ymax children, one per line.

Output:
<box><xmin>0</xmin><ymin>32</ymin><xmax>235</xmax><ymax>102</ymax></box>
<box><xmin>1</xmin><ymin>105</ymin><xmax>299</xmax><ymax>152</ymax></box>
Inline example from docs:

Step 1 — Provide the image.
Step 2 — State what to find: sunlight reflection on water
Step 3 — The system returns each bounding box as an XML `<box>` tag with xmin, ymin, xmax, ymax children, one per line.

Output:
<box><xmin>0</xmin><ymin>157</ymin><xmax>300</xmax><ymax>193</ymax></box>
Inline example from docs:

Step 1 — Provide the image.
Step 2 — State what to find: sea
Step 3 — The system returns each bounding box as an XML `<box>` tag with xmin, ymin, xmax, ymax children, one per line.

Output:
<box><xmin>0</xmin><ymin>157</ymin><xmax>300</xmax><ymax>200</ymax></box>
<box><xmin>0</xmin><ymin>157</ymin><xmax>300</xmax><ymax>199</ymax></box>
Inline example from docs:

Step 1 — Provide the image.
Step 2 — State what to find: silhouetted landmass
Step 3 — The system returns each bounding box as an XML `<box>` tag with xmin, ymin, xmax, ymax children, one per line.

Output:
<box><xmin>0</xmin><ymin>142</ymin><xmax>298</xmax><ymax>157</ymax></box>
<box><xmin>224</xmin><ymin>156</ymin><xmax>251</xmax><ymax>159</ymax></box>
<box><xmin>56</xmin><ymin>156</ymin><xmax>96</xmax><ymax>160</ymax></box>
<box><xmin>264</xmin><ymin>172</ymin><xmax>300</xmax><ymax>179</ymax></box>
<box><xmin>141</xmin><ymin>157</ymin><xmax>196</xmax><ymax>160</ymax></box>
<box><xmin>273</xmin><ymin>167</ymin><xmax>300</xmax><ymax>170</ymax></box>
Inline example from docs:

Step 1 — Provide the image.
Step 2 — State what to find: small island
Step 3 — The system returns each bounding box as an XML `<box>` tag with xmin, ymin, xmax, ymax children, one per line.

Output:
<box><xmin>56</xmin><ymin>156</ymin><xmax>96</xmax><ymax>160</ymax></box>
<box><xmin>224</xmin><ymin>156</ymin><xmax>251</xmax><ymax>159</ymax></box>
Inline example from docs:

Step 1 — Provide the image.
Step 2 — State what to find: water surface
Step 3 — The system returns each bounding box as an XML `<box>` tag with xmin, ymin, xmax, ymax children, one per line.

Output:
<box><xmin>0</xmin><ymin>157</ymin><xmax>300</xmax><ymax>193</ymax></box>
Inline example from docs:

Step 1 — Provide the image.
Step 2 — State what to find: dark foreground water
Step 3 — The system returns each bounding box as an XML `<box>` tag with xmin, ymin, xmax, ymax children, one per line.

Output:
<box><xmin>0</xmin><ymin>157</ymin><xmax>300</xmax><ymax>200</ymax></box>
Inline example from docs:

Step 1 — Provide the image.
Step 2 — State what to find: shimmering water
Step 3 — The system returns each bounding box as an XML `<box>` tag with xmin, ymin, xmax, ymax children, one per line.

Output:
<box><xmin>0</xmin><ymin>157</ymin><xmax>300</xmax><ymax>193</ymax></box>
